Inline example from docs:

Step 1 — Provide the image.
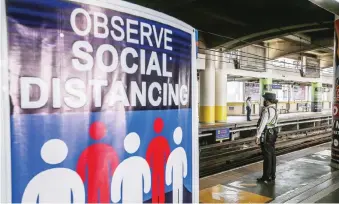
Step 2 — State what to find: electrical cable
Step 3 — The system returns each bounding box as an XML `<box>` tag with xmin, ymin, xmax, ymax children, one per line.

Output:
<box><xmin>197</xmin><ymin>46</ymin><xmax>327</xmax><ymax>74</ymax></box>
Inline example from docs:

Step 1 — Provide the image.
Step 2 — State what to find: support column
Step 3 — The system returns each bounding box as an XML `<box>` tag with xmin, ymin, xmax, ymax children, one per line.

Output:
<box><xmin>332</xmin><ymin>17</ymin><xmax>339</xmax><ymax>168</ymax></box>
<box><xmin>260</xmin><ymin>78</ymin><xmax>273</xmax><ymax>94</ymax></box>
<box><xmin>215</xmin><ymin>52</ymin><xmax>227</xmax><ymax>123</ymax></box>
<box><xmin>259</xmin><ymin>78</ymin><xmax>272</xmax><ymax>107</ymax></box>
<box><xmin>199</xmin><ymin>51</ymin><xmax>215</xmax><ymax>123</ymax></box>
<box><xmin>311</xmin><ymin>82</ymin><xmax>322</xmax><ymax>112</ymax></box>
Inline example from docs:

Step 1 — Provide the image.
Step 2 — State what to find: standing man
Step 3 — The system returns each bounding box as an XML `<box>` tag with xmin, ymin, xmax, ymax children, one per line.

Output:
<box><xmin>246</xmin><ymin>97</ymin><xmax>252</xmax><ymax>121</ymax></box>
<box><xmin>255</xmin><ymin>93</ymin><xmax>279</xmax><ymax>183</ymax></box>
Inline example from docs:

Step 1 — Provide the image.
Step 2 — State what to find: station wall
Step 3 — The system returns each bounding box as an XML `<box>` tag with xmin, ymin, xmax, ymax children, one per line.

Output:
<box><xmin>198</xmin><ymin>53</ymin><xmax>333</xmax><ymax>117</ymax></box>
<box><xmin>226</xmin><ymin>81</ymin><xmax>332</xmax><ymax>115</ymax></box>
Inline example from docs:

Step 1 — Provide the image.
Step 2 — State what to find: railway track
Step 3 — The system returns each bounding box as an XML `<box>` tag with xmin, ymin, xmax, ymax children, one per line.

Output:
<box><xmin>200</xmin><ymin>125</ymin><xmax>332</xmax><ymax>178</ymax></box>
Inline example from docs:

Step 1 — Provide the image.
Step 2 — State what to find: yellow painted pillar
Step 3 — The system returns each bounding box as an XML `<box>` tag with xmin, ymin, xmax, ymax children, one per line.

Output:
<box><xmin>259</xmin><ymin>78</ymin><xmax>272</xmax><ymax>106</ymax></box>
<box><xmin>260</xmin><ymin>78</ymin><xmax>273</xmax><ymax>95</ymax></box>
<box><xmin>311</xmin><ymin>82</ymin><xmax>322</xmax><ymax>112</ymax></box>
<box><xmin>215</xmin><ymin>51</ymin><xmax>227</xmax><ymax>123</ymax></box>
<box><xmin>259</xmin><ymin>78</ymin><xmax>272</xmax><ymax>112</ymax></box>
<box><xmin>199</xmin><ymin>50</ymin><xmax>215</xmax><ymax>123</ymax></box>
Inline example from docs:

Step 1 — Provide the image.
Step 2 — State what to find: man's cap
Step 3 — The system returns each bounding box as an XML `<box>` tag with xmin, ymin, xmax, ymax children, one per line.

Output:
<box><xmin>262</xmin><ymin>92</ymin><xmax>276</xmax><ymax>100</ymax></box>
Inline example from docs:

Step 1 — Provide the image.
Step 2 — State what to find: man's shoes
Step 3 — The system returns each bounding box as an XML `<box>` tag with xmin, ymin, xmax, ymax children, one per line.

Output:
<box><xmin>257</xmin><ymin>177</ymin><xmax>273</xmax><ymax>183</ymax></box>
<box><xmin>257</xmin><ymin>177</ymin><xmax>268</xmax><ymax>182</ymax></box>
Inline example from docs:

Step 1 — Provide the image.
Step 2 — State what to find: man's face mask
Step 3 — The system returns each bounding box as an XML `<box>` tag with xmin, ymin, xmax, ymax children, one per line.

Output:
<box><xmin>264</xmin><ymin>100</ymin><xmax>269</xmax><ymax>107</ymax></box>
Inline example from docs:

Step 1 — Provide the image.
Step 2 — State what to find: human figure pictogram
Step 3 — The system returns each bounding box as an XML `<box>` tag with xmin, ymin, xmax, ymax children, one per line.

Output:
<box><xmin>335</xmin><ymin>20</ymin><xmax>339</xmax><ymax>58</ymax></box>
<box><xmin>76</xmin><ymin>121</ymin><xmax>120</xmax><ymax>203</ymax></box>
<box><xmin>111</xmin><ymin>132</ymin><xmax>151</xmax><ymax>203</ymax></box>
<box><xmin>22</xmin><ymin>139</ymin><xmax>85</xmax><ymax>203</ymax></box>
<box><xmin>146</xmin><ymin>118</ymin><xmax>171</xmax><ymax>203</ymax></box>
<box><xmin>166</xmin><ymin>127</ymin><xmax>188</xmax><ymax>204</ymax></box>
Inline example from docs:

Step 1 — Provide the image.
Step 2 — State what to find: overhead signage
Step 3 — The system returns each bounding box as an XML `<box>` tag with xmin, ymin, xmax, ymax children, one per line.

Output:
<box><xmin>302</xmin><ymin>56</ymin><xmax>320</xmax><ymax>78</ymax></box>
<box><xmin>272</xmin><ymin>84</ymin><xmax>282</xmax><ymax>90</ymax></box>
<box><xmin>2</xmin><ymin>0</ymin><xmax>198</xmax><ymax>203</ymax></box>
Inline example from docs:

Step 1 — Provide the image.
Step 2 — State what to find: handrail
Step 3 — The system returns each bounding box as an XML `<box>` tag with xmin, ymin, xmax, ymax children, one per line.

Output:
<box><xmin>199</xmin><ymin>115</ymin><xmax>332</xmax><ymax>137</ymax></box>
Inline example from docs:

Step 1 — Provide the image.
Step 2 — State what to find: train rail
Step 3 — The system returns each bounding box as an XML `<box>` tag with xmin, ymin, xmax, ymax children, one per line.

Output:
<box><xmin>200</xmin><ymin>125</ymin><xmax>332</xmax><ymax>177</ymax></box>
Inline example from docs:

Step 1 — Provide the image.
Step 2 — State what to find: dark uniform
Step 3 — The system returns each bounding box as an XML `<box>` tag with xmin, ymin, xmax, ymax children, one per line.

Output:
<box><xmin>256</xmin><ymin>93</ymin><xmax>279</xmax><ymax>182</ymax></box>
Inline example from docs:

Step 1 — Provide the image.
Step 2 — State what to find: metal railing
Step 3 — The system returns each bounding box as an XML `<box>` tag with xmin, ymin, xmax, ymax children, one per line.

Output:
<box><xmin>199</xmin><ymin>114</ymin><xmax>332</xmax><ymax>137</ymax></box>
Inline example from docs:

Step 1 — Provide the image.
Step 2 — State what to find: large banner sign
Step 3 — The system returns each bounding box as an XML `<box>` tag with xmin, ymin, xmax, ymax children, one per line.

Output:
<box><xmin>302</xmin><ymin>56</ymin><xmax>320</xmax><ymax>78</ymax></box>
<box><xmin>2</xmin><ymin>0</ymin><xmax>197</xmax><ymax>203</ymax></box>
<box><xmin>333</xmin><ymin>18</ymin><xmax>339</xmax><ymax>167</ymax></box>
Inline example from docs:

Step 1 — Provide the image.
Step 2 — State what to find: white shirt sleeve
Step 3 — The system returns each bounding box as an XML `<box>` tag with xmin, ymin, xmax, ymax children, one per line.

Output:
<box><xmin>256</xmin><ymin>109</ymin><xmax>268</xmax><ymax>138</ymax></box>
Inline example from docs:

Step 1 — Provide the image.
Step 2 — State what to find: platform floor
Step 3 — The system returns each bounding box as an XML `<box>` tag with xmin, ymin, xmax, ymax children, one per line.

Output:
<box><xmin>199</xmin><ymin>143</ymin><xmax>339</xmax><ymax>203</ymax></box>
<box><xmin>227</xmin><ymin>110</ymin><xmax>331</xmax><ymax>124</ymax></box>
<box><xmin>200</xmin><ymin>110</ymin><xmax>332</xmax><ymax>131</ymax></box>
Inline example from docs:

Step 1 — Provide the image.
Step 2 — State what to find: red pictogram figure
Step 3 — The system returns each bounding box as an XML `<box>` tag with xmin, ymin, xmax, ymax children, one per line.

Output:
<box><xmin>146</xmin><ymin>118</ymin><xmax>171</xmax><ymax>203</ymax></box>
<box><xmin>76</xmin><ymin>121</ymin><xmax>119</xmax><ymax>203</ymax></box>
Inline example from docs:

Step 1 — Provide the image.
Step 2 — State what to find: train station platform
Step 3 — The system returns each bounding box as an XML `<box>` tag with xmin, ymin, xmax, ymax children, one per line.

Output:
<box><xmin>199</xmin><ymin>110</ymin><xmax>331</xmax><ymax>132</ymax></box>
<box><xmin>199</xmin><ymin>143</ymin><xmax>339</xmax><ymax>203</ymax></box>
<box><xmin>227</xmin><ymin>110</ymin><xmax>331</xmax><ymax>124</ymax></box>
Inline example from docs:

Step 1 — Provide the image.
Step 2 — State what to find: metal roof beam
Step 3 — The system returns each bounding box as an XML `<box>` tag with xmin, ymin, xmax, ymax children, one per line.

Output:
<box><xmin>266</xmin><ymin>38</ymin><xmax>333</xmax><ymax>59</ymax></box>
<box><xmin>281</xmin><ymin>34</ymin><xmax>311</xmax><ymax>44</ymax></box>
<box><xmin>218</xmin><ymin>22</ymin><xmax>332</xmax><ymax>50</ymax></box>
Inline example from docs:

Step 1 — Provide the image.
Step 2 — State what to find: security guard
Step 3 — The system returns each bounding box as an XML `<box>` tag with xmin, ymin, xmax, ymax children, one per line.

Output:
<box><xmin>255</xmin><ymin>92</ymin><xmax>279</xmax><ymax>183</ymax></box>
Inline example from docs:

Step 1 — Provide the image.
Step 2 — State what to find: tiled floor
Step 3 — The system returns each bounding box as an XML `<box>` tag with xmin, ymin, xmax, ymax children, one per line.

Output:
<box><xmin>199</xmin><ymin>143</ymin><xmax>339</xmax><ymax>203</ymax></box>
<box><xmin>200</xmin><ymin>185</ymin><xmax>272</xmax><ymax>203</ymax></box>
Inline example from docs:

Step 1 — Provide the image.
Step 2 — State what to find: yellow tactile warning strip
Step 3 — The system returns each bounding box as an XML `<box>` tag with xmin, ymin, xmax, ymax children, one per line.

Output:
<box><xmin>200</xmin><ymin>184</ymin><xmax>272</xmax><ymax>203</ymax></box>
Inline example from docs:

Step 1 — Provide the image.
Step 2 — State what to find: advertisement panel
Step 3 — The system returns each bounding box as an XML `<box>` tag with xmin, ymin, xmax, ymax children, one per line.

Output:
<box><xmin>244</xmin><ymin>82</ymin><xmax>260</xmax><ymax>101</ymax></box>
<box><xmin>1</xmin><ymin>0</ymin><xmax>197</xmax><ymax>203</ymax></box>
<box><xmin>294</xmin><ymin>85</ymin><xmax>306</xmax><ymax>101</ymax></box>
<box><xmin>215</xmin><ymin>128</ymin><xmax>230</xmax><ymax>140</ymax></box>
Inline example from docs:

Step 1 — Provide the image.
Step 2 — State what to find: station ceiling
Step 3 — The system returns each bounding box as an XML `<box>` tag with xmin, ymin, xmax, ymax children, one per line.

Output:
<box><xmin>128</xmin><ymin>0</ymin><xmax>334</xmax><ymax>50</ymax></box>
